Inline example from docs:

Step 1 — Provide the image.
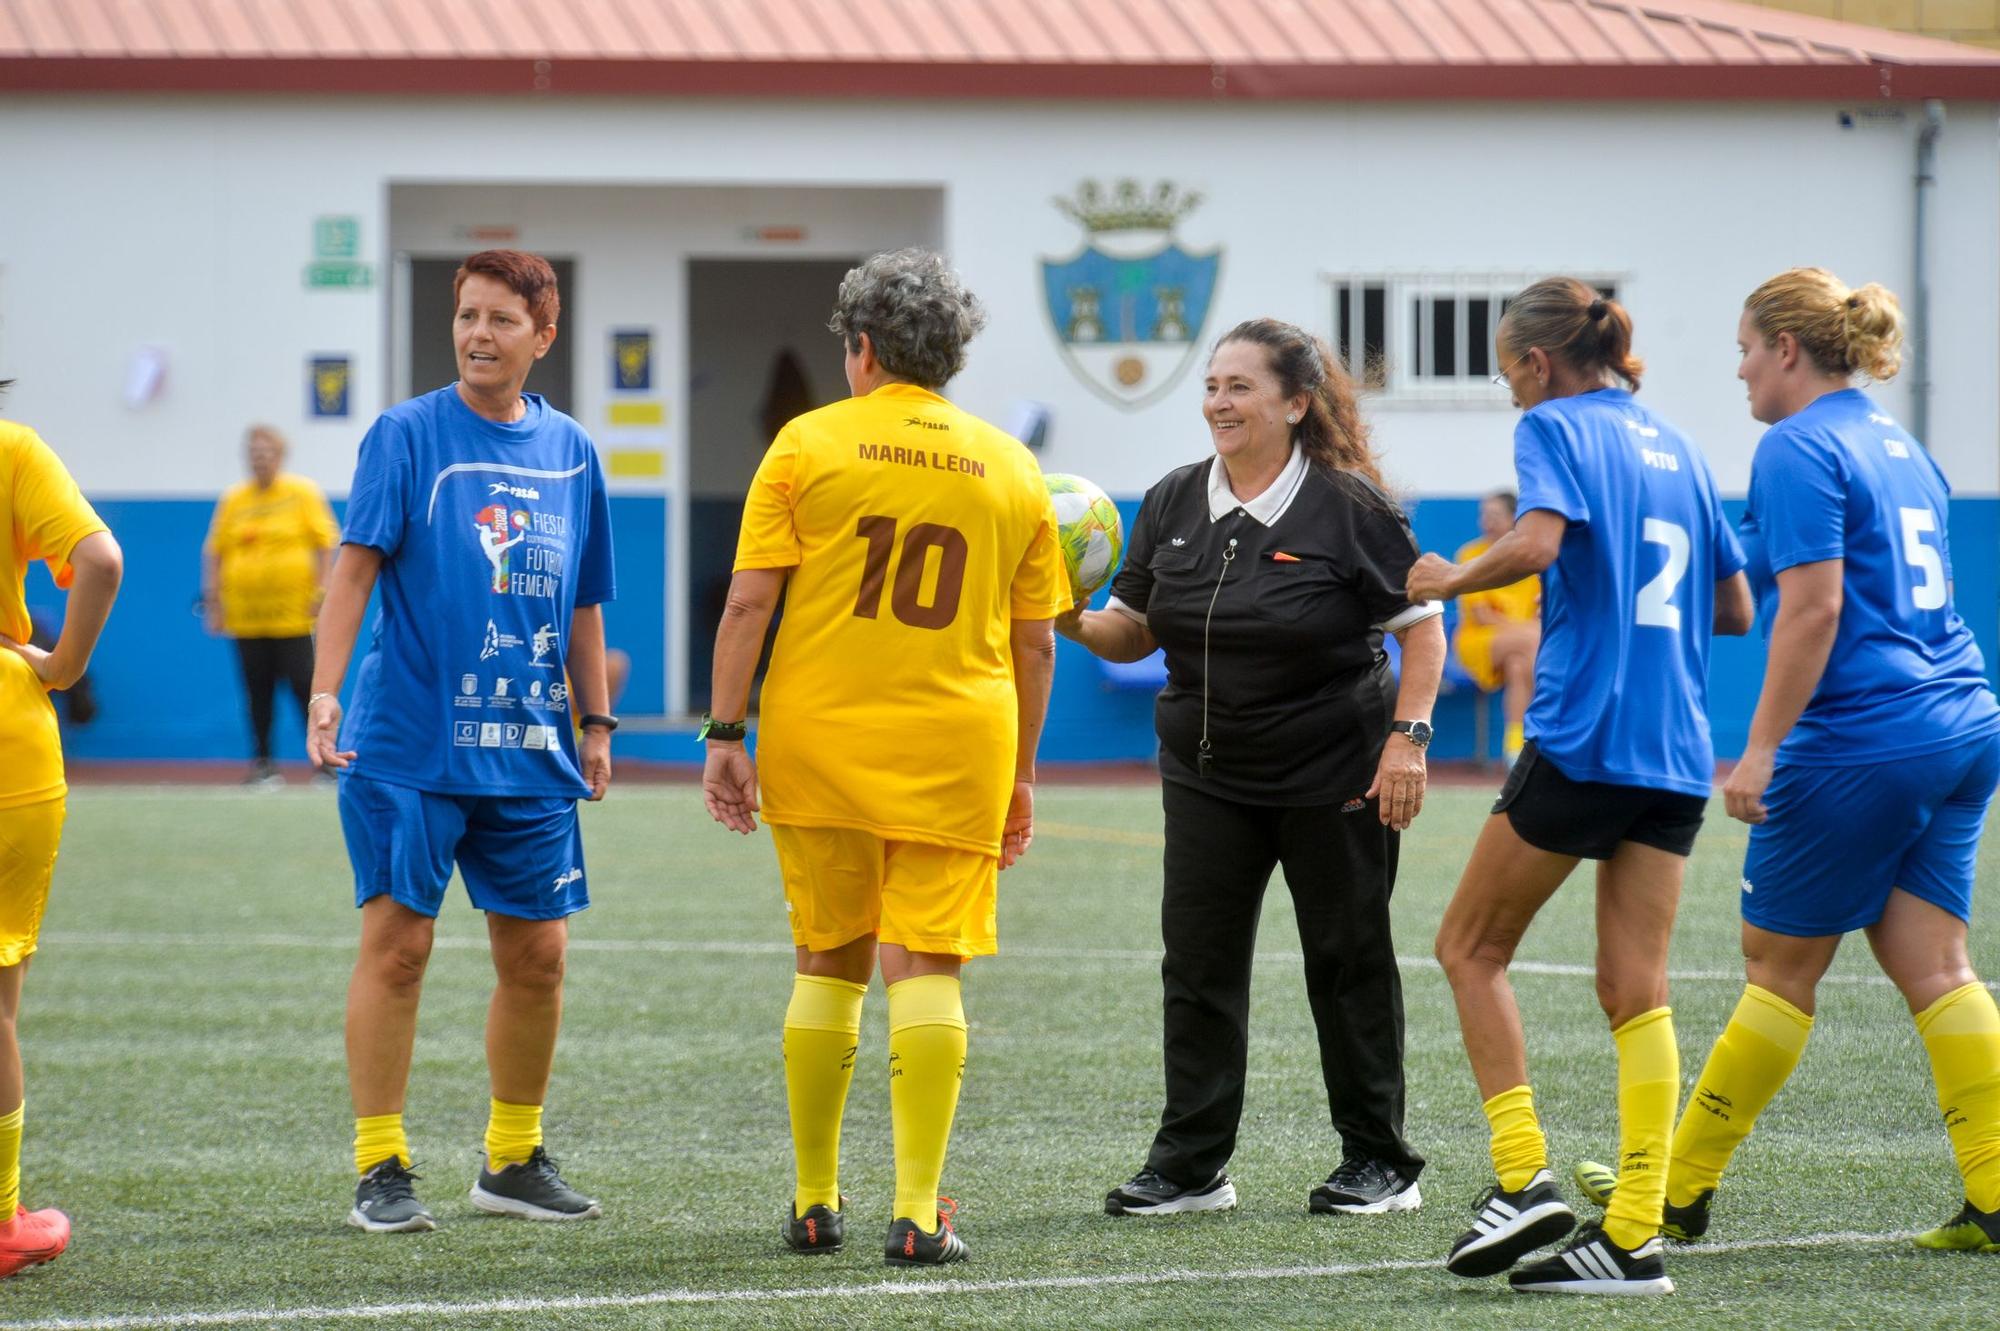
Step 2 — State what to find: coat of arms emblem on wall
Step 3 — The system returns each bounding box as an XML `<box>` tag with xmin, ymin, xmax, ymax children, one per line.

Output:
<box><xmin>1041</xmin><ymin>179</ymin><xmax>1223</xmax><ymax>411</ymax></box>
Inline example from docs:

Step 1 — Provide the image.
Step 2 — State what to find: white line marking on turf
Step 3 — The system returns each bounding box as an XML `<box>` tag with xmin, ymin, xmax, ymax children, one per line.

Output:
<box><xmin>36</xmin><ymin>931</ymin><xmax>1927</xmax><ymax>987</ymax></box>
<box><xmin>0</xmin><ymin>1229</ymin><xmax>1918</xmax><ymax>1330</ymax></box>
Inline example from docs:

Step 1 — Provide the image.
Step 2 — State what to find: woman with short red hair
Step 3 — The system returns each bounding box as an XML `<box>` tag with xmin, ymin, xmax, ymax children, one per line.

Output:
<box><xmin>308</xmin><ymin>250</ymin><xmax>618</xmax><ymax>1233</ymax></box>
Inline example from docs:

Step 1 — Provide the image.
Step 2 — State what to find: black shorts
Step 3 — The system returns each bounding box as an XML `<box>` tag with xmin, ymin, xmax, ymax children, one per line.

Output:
<box><xmin>1492</xmin><ymin>741</ymin><xmax>1707</xmax><ymax>861</ymax></box>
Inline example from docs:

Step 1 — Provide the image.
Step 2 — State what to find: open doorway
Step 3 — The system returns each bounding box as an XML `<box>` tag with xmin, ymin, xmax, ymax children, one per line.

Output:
<box><xmin>686</xmin><ymin>257</ymin><xmax>857</xmax><ymax>707</ymax></box>
<box><xmin>405</xmin><ymin>256</ymin><xmax>577</xmax><ymax>413</ymax></box>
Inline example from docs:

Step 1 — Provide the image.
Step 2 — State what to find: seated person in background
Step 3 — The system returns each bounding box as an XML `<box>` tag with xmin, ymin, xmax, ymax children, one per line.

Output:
<box><xmin>1452</xmin><ymin>490</ymin><xmax>1539</xmax><ymax>764</ymax></box>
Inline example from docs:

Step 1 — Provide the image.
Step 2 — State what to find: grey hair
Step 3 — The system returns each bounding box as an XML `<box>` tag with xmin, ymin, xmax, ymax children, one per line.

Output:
<box><xmin>827</xmin><ymin>249</ymin><xmax>987</xmax><ymax>390</ymax></box>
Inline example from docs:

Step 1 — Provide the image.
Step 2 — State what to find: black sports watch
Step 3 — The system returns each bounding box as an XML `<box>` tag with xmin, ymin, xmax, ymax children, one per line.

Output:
<box><xmin>697</xmin><ymin>713</ymin><xmax>747</xmax><ymax>742</ymax></box>
<box><xmin>580</xmin><ymin>713</ymin><xmax>620</xmax><ymax>733</ymax></box>
<box><xmin>1389</xmin><ymin>719</ymin><xmax>1434</xmax><ymax>750</ymax></box>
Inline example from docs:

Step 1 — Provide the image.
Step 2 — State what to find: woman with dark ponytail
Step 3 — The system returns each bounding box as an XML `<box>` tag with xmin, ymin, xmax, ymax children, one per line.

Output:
<box><xmin>1407</xmin><ymin>278</ymin><xmax>1753</xmax><ymax>1294</ymax></box>
<box><xmin>1060</xmin><ymin>317</ymin><xmax>1442</xmax><ymax>1221</ymax></box>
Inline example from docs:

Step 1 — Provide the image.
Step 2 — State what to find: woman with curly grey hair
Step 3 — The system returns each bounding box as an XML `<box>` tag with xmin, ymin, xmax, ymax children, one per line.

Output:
<box><xmin>703</xmin><ymin>249</ymin><xmax>1065</xmax><ymax>1267</ymax></box>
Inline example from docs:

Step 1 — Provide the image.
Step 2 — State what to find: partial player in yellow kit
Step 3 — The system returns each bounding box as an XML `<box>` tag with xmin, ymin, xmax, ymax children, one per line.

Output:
<box><xmin>703</xmin><ymin>250</ymin><xmax>1064</xmax><ymax>1267</ymax></box>
<box><xmin>0</xmin><ymin>406</ymin><xmax>122</xmax><ymax>1277</ymax></box>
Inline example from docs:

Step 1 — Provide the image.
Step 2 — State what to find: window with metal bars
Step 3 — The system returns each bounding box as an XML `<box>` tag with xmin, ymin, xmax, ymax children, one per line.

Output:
<box><xmin>1329</xmin><ymin>274</ymin><xmax>1621</xmax><ymax>401</ymax></box>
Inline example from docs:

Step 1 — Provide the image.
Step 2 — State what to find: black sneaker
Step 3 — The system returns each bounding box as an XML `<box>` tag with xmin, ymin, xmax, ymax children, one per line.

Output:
<box><xmin>784</xmin><ymin>1197</ymin><xmax>846</xmax><ymax>1254</ymax></box>
<box><xmin>468</xmin><ymin>1146</ymin><xmax>602</xmax><ymax>1221</ymax></box>
<box><xmin>1915</xmin><ymin>1199</ymin><xmax>2000</xmax><ymax>1252</ymax></box>
<box><xmin>1445</xmin><ymin>1169</ymin><xmax>1576</xmax><ymax>1277</ymax></box>
<box><xmin>347</xmin><ymin>1158</ymin><xmax>437</xmax><ymax>1233</ymax></box>
<box><xmin>1571</xmin><ymin>1160</ymin><xmax>1713</xmax><ymax>1241</ymax></box>
<box><xmin>885</xmin><ymin>1203</ymin><xmax>968</xmax><ymax>1267</ymax></box>
<box><xmin>1104</xmin><ymin>1167</ymin><xmax>1238</xmax><ymax>1216</ymax></box>
<box><xmin>1309</xmin><ymin>1158</ymin><xmax>1422</xmax><ymax>1215</ymax></box>
<box><xmin>1508</xmin><ymin>1222</ymin><xmax>1674</xmax><ymax>1295</ymax></box>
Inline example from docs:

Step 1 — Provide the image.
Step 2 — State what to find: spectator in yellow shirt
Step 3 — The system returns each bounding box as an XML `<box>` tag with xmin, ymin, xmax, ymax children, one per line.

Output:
<box><xmin>202</xmin><ymin>426</ymin><xmax>337</xmax><ymax>785</ymax></box>
<box><xmin>0</xmin><ymin>397</ymin><xmax>122</xmax><ymax>1277</ymax></box>
<box><xmin>1452</xmin><ymin>491</ymin><xmax>1540</xmax><ymax>764</ymax></box>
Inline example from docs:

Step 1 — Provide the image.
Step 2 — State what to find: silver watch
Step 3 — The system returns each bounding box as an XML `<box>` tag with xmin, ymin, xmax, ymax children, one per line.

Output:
<box><xmin>1390</xmin><ymin>719</ymin><xmax>1433</xmax><ymax>749</ymax></box>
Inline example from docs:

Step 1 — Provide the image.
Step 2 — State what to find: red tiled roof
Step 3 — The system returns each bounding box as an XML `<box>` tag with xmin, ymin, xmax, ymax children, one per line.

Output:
<box><xmin>4</xmin><ymin>0</ymin><xmax>1997</xmax><ymax>99</ymax></box>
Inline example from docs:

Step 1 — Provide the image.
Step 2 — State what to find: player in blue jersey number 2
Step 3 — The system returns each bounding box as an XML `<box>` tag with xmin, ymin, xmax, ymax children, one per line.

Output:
<box><xmin>307</xmin><ymin>251</ymin><xmax>617</xmax><ymax>1235</ymax></box>
<box><xmin>1407</xmin><ymin>279</ymin><xmax>1753</xmax><ymax>1295</ymax></box>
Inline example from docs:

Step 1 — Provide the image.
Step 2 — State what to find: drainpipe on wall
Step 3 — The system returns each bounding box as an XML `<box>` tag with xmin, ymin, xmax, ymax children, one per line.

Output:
<box><xmin>1912</xmin><ymin>99</ymin><xmax>1944</xmax><ymax>447</ymax></box>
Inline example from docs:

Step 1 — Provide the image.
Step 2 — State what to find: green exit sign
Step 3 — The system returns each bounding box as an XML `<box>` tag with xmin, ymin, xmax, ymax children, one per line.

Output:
<box><xmin>305</xmin><ymin>261</ymin><xmax>374</xmax><ymax>289</ymax></box>
<box><xmin>314</xmin><ymin>215</ymin><xmax>360</xmax><ymax>259</ymax></box>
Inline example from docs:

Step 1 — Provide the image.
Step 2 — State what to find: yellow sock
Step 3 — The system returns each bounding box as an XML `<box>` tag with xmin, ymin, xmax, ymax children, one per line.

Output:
<box><xmin>1603</xmin><ymin>1007</ymin><xmax>1678</xmax><ymax>1250</ymax></box>
<box><xmin>1483</xmin><ymin>1084</ymin><xmax>1548</xmax><ymax>1191</ymax></box>
<box><xmin>1669</xmin><ymin>984</ymin><xmax>1811</xmax><ymax>1207</ymax></box>
<box><xmin>888</xmin><ymin>974</ymin><xmax>967</xmax><ymax>1233</ymax></box>
<box><xmin>354</xmin><ymin>1112</ymin><xmax>411</xmax><ymax>1176</ymax></box>
<box><xmin>1916</xmin><ymin>982</ymin><xmax>2000</xmax><ymax>1213</ymax></box>
<box><xmin>0</xmin><ymin>1103</ymin><xmax>21</xmax><ymax>1216</ymax></box>
<box><xmin>484</xmin><ymin>1099</ymin><xmax>543</xmax><ymax>1171</ymax></box>
<box><xmin>784</xmin><ymin>974</ymin><xmax>867</xmax><ymax>1213</ymax></box>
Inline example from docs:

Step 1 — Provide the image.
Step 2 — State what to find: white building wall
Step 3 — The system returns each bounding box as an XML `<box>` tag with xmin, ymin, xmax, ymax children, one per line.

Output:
<box><xmin>0</xmin><ymin>94</ymin><xmax>1994</xmax><ymax>497</ymax></box>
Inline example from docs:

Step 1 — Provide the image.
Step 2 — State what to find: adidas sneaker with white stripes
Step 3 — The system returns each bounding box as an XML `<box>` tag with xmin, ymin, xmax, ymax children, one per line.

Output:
<box><xmin>1444</xmin><ymin>1169</ymin><xmax>1577</xmax><ymax>1278</ymax></box>
<box><xmin>1507</xmin><ymin>1223</ymin><xmax>1675</xmax><ymax>1295</ymax></box>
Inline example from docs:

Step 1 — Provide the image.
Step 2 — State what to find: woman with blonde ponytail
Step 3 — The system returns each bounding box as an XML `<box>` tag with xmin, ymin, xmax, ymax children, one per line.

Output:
<box><xmin>1644</xmin><ymin>268</ymin><xmax>2000</xmax><ymax>1257</ymax></box>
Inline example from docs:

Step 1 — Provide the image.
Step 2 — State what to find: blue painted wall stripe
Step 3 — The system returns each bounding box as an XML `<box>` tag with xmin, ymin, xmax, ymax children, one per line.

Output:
<box><xmin>26</xmin><ymin>494</ymin><xmax>2000</xmax><ymax>767</ymax></box>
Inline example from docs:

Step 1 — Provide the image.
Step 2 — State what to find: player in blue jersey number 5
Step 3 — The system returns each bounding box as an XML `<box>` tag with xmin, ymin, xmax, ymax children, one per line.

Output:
<box><xmin>1407</xmin><ymin>279</ymin><xmax>1753</xmax><ymax>1295</ymax></box>
<box><xmin>307</xmin><ymin>251</ymin><xmax>617</xmax><ymax>1234</ymax></box>
<box><xmin>1636</xmin><ymin>269</ymin><xmax>2000</xmax><ymax>1256</ymax></box>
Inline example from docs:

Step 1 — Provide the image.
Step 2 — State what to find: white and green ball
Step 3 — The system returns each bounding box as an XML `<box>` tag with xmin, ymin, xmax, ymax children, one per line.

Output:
<box><xmin>1044</xmin><ymin>472</ymin><xmax>1124</xmax><ymax>606</ymax></box>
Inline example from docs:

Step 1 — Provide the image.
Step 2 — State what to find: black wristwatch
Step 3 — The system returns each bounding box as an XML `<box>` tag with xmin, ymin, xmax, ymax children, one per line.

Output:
<box><xmin>580</xmin><ymin>713</ymin><xmax>620</xmax><ymax>733</ymax></box>
<box><xmin>1390</xmin><ymin>719</ymin><xmax>1434</xmax><ymax>750</ymax></box>
<box><xmin>697</xmin><ymin>713</ymin><xmax>747</xmax><ymax>742</ymax></box>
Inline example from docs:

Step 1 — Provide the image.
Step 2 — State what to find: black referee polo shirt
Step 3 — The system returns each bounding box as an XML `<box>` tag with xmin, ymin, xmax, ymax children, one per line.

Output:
<box><xmin>1108</xmin><ymin>450</ymin><xmax>1437</xmax><ymax>806</ymax></box>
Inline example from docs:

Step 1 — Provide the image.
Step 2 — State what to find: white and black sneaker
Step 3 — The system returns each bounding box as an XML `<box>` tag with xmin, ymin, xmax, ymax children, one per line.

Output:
<box><xmin>1508</xmin><ymin>1222</ymin><xmax>1674</xmax><ymax>1295</ymax></box>
<box><xmin>1104</xmin><ymin>1167</ymin><xmax>1238</xmax><ymax>1216</ymax></box>
<box><xmin>1309</xmin><ymin>1158</ymin><xmax>1422</xmax><ymax>1214</ymax></box>
<box><xmin>469</xmin><ymin>1146</ymin><xmax>602</xmax><ymax>1221</ymax></box>
<box><xmin>347</xmin><ymin>1158</ymin><xmax>437</xmax><ymax>1233</ymax></box>
<box><xmin>1445</xmin><ymin>1169</ymin><xmax>1576</xmax><ymax>1277</ymax></box>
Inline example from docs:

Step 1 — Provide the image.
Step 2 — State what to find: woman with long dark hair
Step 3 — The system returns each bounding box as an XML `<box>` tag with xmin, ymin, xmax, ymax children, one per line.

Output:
<box><xmin>1063</xmin><ymin>318</ymin><xmax>1442</xmax><ymax>1220</ymax></box>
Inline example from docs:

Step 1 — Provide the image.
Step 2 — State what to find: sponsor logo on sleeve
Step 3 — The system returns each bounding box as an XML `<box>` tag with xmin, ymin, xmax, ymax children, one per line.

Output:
<box><xmin>502</xmin><ymin>723</ymin><xmax>524</xmax><ymax>749</ymax></box>
<box><xmin>523</xmin><ymin>725</ymin><xmax>549</xmax><ymax>750</ymax></box>
<box><xmin>478</xmin><ymin>722</ymin><xmax>502</xmax><ymax>748</ymax></box>
<box><xmin>454</xmin><ymin>721</ymin><xmax>479</xmax><ymax>747</ymax></box>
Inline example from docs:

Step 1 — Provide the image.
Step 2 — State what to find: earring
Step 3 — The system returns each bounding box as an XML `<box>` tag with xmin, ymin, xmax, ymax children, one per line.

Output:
<box><xmin>1285</xmin><ymin>414</ymin><xmax>1298</xmax><ymax>425</ymax></box>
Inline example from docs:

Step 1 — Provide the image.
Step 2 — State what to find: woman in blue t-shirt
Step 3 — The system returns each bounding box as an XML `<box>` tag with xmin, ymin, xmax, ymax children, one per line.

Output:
<box><xmin>1651</xmin><ymin>268</ymin><xmax>2000</xmax><ymax>1256</ymax></box>
<box><xmin>1406</xmin><ymin>278</ymin><xmax>1753</xmax><ymax>1295</ymax></box>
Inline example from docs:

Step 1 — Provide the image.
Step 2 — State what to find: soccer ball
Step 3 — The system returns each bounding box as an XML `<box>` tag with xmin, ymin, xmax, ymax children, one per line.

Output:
<box><xmin>1044</xmin><ymin>472</ymin><xmax>1124</xmax><ymax>607</ymax></box>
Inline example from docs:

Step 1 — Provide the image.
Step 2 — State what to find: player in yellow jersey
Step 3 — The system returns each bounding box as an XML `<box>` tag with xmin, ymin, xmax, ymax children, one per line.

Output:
<box><xmin>203</xmin><ymin>425</ymin><xmax>338</xmax><ymax>784</ymax></box>
<box><xmin>703</xmin><ymin>250</ymin><xmax>1064</xmax><ymax>1267</ymax></box>
<box><xmin>0</xmin><ymin>395</ymin><xmax>122</xmax><ymax>1277</ymax></box>
<box><xmin>1451</xmin><ymin>491</ymin><xmax>1539</xmax><ymax>765</ymax></box>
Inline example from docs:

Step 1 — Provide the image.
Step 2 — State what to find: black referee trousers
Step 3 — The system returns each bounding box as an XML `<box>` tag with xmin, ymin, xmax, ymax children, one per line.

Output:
<box><xmin>234</xmin><ymin>635</ymin><xmax>314</xmax><ymax>762</ymax></box>
<box><xmin>1146</xmin><ymin>777</ymin><xmax>1423</xmax><ymax>1185</ymax></box>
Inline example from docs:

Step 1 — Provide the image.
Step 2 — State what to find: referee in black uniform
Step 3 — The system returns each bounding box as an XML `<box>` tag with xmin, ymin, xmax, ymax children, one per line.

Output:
<box><xmin>1061</xmin><ymin>318</ymin><xmax>1443</xmax><ymax>1218</ymax></box>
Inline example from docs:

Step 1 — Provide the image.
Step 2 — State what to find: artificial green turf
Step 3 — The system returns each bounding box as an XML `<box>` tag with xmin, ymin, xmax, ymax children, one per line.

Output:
<box><xmin>3</xmin><ymin>783</ymin><xmax>1997</xmax><ymax>1329</ymax></box>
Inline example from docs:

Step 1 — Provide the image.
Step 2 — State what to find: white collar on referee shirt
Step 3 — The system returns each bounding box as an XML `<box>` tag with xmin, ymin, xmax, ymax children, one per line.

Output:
<box><xmin>1207</xmin><ymin>442</ymin><xmax>1307</xmax><ymax>526</ymax></box>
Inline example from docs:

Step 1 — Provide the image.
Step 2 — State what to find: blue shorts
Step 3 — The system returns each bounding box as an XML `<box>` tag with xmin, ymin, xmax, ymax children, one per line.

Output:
<box><xmin>338</xmin><ymin>774</ymin><xmax>588</xmax><ymax>921</ymax></box>
<box><xmin>1741</xmin><ymin>731</ymin><xmax>2000</xmax><ymax>937</ymax></box>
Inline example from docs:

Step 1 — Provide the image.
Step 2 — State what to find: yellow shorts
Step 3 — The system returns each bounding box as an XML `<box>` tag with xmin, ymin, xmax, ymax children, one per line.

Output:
<box><xmin>769</xmin><ymin>824</ymin><xmax>998</xmax><ymax>959</ymax></box>
<box><xmin>0</xmin><ymin>798</ymin><xmax>64</xmax><ymax>968</ymax></box>
<box><xmin>1454</xmin><ymin>628</ymin><xmax>1502</xmax><ymax>693</ymax></box>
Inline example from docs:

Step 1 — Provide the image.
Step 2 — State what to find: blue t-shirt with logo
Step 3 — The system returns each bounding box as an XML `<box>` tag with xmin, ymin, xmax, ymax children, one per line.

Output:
<box><xmin>1738</xmin><ymin>388</ymin><xmax>1998</xmax><ymax>766</ymax></box>
<box><xmin>1516</xmin><ymin>388</ymin><xmax>1745</xmax><ymax>797</ymax></box>
<box><xmin>340</xmin><ymin>386</ymin><xmax>616</xmax><ymax>797</ymax></box>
